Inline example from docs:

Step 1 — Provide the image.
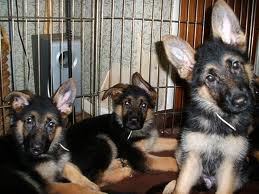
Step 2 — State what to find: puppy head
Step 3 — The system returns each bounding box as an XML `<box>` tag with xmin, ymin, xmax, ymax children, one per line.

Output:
<box><xmin>162</xmin><ymin>0</ymin><xmax>253</xmax><ymax>114</ymax></box>
<box><xmin>5</xmin><ymin>79</ymin><xmax>76</xmax><ymax>157</ymax></box>
<box><xmin>102</xmin><ymin>72</ymin><xmax>157</xmax><ymax>130</ymax></box>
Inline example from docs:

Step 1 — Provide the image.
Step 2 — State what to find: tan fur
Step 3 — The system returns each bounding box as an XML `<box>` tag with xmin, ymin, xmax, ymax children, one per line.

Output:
<box><xmin>50</xmin><ymin>125</ymin><xmax>62</xmax><ymax>142</ymax></box>
<box><xmin>146</xmin><ymin>155</ymin><xmax>178</xmax><ymax>172</ymax></box>
<box><xmin>114</xmin><ymin>105</ymin><xmax>123</xmax><ymax>125</ymax></box>
<box><xmin>95</xmin><ymin>138</ymin><xmax>179</xmax><ymax>187</ymax></box>
<box><xmin>174</xmin><ymin>152</ymin><xmax>202</xmax><ymax>194</ymax></box>
<box><xmin>145</xmin><ymin>108</ymin><xmax>154</xmax><ymax>121</ymax></box>
<box><xmin>135</xmin><ymin>137</ymin><xmax>178</xmax><ymax>153</ymax></box>
<box><xmin>31</xmin><ymin>111</ymin><xmax>40</xmax><ymax>119</ymax></box>
<box><xmin>197</xmin><ymin>85</ymin><xmax>216</xmax><ymax>103</ymax></box>
<box><xmin>163</xmin><ymin>180</ymin><xmax>176</xmax><ymax>194</ymax></box>
<box><xmin>172</xmin><ymin>132</ymin><xmax>248</xmax><ymax>194</ymax></box>
<box><xmin>35</xmin><ymin>161</ymin><xmax>57</xmax><ymax>181</ymax></box>
<box><xmin>247</xmin><ymin>124</ymin><xmax>254</xmax><ymax>135</ymax></box>
<box><xmin>106</xmin><ymin>159</ymin><xmax>125</xmax><ymax>170</ymax></box>
<box><xmin>183</xmin><ymin>132</ymin><xmax>248</xmax><ymax>160</ymax></box>
<box><xmin>94</xmin><ymin>159</ymin><xmax>126</xmax><ymax>187</ymax></box>
<box><xmin>216</xmin><ymin>160</ymin><xmax>235</xmax><ymax>194</ymax></box>
<box><xmin>98</xmin><ymin>154</ymin><xmax>178</xmax><ymax>188</ymax></box>
<box><xmin>226</xmin><ymin>76</ymin><xmax>238</xmax><ymax>89</ymax></box>
<box><xmin>48</xmin><ymin>182</ymin><xmax>106</xmax><ymax>194</ymax></box>
<box><xmin>244</xmin><ymin>63</ymin><xmax>254</xmax><ymax>84</ymax></box>
<box><xmin>62</xmin><ymin>162</ymin><xmax>100</xmax><ymax>191</ymax></box>
<box><xmin>102</xmin><ymin>83</ymin><xmax>129</xmax><ymax>101</ymax></box>
<box><xmin>98</xmin><ymin>166</ymin><xmax>133</xmax><ymax>187</ymax></box>
<box><xmin>15</xmin><ymin>120</ymin><xmax>25</xmax><ymax>143</ymax></box>
<box><xmin>252</xmin><ymin>150</ymin><xmax>259</xmax><ymax>162</ymax></box>
<box><xmin>44</xmin><ymin>112</ymin><xmax>59</xmax><ymax>122</ymax></box>
<box><xmin>5</xmin><ymin>91</ymin><xmax>31</xmax><ymax>112</ymax></box>
<box><xmin>132</xmin><ymin>72</ymin><xmax>158</xmax><ymax>103</ymax></box>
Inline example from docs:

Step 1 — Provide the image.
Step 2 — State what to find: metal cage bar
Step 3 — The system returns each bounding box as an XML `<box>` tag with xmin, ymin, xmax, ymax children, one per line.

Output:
<box><xmin>0</xmin><ymin>0</ymin><xmax>258</xmax><ymax>135</ymax></box>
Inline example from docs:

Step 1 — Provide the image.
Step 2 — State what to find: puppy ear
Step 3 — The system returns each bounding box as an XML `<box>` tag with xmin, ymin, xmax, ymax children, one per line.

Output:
<box><xmin>162</xmin><ymin>35</ymin><xmax>195</xmax><ymax>81</ymax></box>
<box><xmin>102</xmin><ymin>83</ymin><xmax>128</xmax><ymax>101</ymax></box>
<box><xmin>212</xmin><ymin>0</ymin><xmax>246</xmax><ymax>51</ymax></box>
<box><xmin>132</xmin><ymin>72</ymin><xmax>157</xmax><ymax>104</ymax></box>
<box><xmin>52</xmin><ymin>78</ymin><xmax>77</xmax><ymax>118</ymax></box>
<box><xmin>5</xmin><ymin>90</ymin><xmax>33</xmax><ymax>112</ymax></box>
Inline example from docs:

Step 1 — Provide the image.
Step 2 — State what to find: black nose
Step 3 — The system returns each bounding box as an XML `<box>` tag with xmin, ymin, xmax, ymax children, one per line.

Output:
<box><xmin>31</xmin><ymin>143</ymin><xmax>43</xmax><ymax>156</ymax></box>
<box><xmin>232</xmin><ymin>94</ymin><xmax>248</xmax><ymax>108</ymax></box>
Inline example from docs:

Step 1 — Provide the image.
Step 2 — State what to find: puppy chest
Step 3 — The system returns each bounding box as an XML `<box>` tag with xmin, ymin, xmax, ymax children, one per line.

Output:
<box><xmin>182</xmin><ymin>132</ymin><xmax>249</xmax><ymax>160</ymax></box>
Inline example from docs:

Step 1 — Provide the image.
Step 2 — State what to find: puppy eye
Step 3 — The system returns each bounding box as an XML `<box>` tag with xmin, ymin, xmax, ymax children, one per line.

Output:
<box><xmin>206</xmin><ymin>74</ymin><xmax>216</xmax><ymax>82</ymax></box>
<box><xmin>141</xmin><ymin>103</ymin><xmax>147</xmax><ymax>109</ymax></box>
<box><xmin>232</xmin><ymin>61</ymin><xmax>240</xmax><ymax>70</ymax></box>
<box><xmin>26</xmin><ymin>116</ymin><xmax>33</xmax><ymax>124</ymax></box>
<box><xmin>47</xmin><ymin>121</ymin><xmax>55</xmax><ymax>133</ymax></box>
<box><xmin>124</xmin><ymin>101</ymin><xmax>131</xmax><ymax>106</ymax></box>
<box><xmin>48</xmin><ymin>121</ymin><xmax>55</xmax><ymax>128</ymax></box>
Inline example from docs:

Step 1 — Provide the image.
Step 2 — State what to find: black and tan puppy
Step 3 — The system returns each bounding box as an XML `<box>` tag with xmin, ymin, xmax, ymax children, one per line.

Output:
<box><xmin>1</xmin><ymin>78</ymin><xmax>105</xmax><ymax>194</ymax></box>
<box><xmin>66</xmin><ymin>72</ymin><xmax>178</xmax><ymax>184</ymax></box>
<box><xmin>0</xmin><ymin>79</ymin><xmax>76</xmax><ymax>194</ymax></box>
<box><xmin>162</xmin><ymin>0</ymin><xmax>254</xmax><ymax>194</ymax></box>
<box><xmin>5</xmin><ymin>79</ymin><xmax>76</xmax><ymax>182</ymax></box>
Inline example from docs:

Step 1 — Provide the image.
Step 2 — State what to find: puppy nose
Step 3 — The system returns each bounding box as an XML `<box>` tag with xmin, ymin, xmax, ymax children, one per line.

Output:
<box><xmin>31</xmin><ymin>143</ymin><xmax>43</xmax><ymax>156</ymax></box>
<box><xmin>232</xmin><ymin>94</ymin><xmax>248</xmax><ymax>107</ymax></box>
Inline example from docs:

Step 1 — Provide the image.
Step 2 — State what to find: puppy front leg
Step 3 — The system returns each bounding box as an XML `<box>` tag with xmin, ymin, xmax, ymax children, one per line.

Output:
<box><xmin>173</xmin><ymin>152</ymin><xmax>202</xmax><ymax>194</ymax></box>
<box><xmin>98</xmin><ymin>166</ymin><xmax>134</xmax><ymax>187</ymax></box>
<box><xmin>63</xmin><ymin>162</ymin><xmax>100</xmax><ymax>191</ymax></box>
<box><xmin>216</xmin><ymin>160</ymin><xmax>235</xmax><ymax>194</ymax></box>
<box><xmin>146</xmin><ymin>154</ymin><xmax>178</xmax><ymax>172</ymax></box>
<box><xmin>135</xmin><ymin>138</ymin><xmax>178</xmax><ymax>153</ymax></box>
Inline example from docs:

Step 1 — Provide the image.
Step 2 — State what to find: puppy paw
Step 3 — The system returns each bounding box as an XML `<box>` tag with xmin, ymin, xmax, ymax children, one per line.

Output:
<box><xmin>163</xmin><ymin>180</ymin><xmax>176</xmax><ymax>194</ymax></box>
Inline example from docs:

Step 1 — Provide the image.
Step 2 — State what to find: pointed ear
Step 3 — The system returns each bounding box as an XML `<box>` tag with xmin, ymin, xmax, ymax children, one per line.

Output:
<box><xmin>132</xmin><ymin>72</ymin><xmax>157</xmax><ymax>104</ymax></box>
<box><xmin>5</xmin><ymin>90</ymin><xmax>33</xmax><ymax>112</ymax></box>
<box><xmin>52</xmin><ymin>78</ymin><xmax>77</xmax><ymax>118</ymax></box>
<box><xmin>102</xmin><ymin>83</ymin><xmax>128</xmax><ymax>101</ymax></box>
<box><xmin>212</xmin><ymin>0</ymin><xmax>246</xmax><ymax>51</ymax></box>
<box><xmin>162</xmin><ymin>35</ymin><xmax>195</xmax><ymax>81</ymax></box>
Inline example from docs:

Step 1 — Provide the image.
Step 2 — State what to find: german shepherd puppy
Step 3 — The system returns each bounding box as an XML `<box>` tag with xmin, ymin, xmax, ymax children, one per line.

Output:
<box><xmin>0</xmin><ymin>79</ymin><xmax>79</xmax><ymax>193</ymax></box>
<box><xmin>4</xmin><ymin>79</ymin><xmax>76</xmax><ymax>183</ymax></box>
<box><xmin>66</xmin><ymin>72</ymin><xmax>177</xmax><ymax>183</ymax></box>
<box><xmin>162</xmin><ymin>0</ymin><xmax>254</xmax><ymax>194</ymax></box>
<box><xmin>2</xmin><ymin>79</ymin><xmax>105</xmax><ymax>194</ymax></box>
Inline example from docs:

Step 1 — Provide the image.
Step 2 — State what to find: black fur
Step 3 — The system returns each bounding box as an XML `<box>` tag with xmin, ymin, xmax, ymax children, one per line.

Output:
<box><xmin>0</xmin><ymin>134</ymin><xmax>47</xmax><ymax>194</ymax></box>
<box><xmin>66</xmin><ymin>82</ymin><xmax>157</xmax><ymax>181</ymax></box>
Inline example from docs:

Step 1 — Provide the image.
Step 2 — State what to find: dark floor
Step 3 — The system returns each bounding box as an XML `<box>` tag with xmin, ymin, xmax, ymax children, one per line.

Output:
<box><xmin>103</xmin><ymin>172</ymin><xmax>259</xmax><ymax>194</ymax></box>
<box><xmin>102</xmin><ymin>146</ymin><xmax>259</xmax><ymax>194</ymax></box>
